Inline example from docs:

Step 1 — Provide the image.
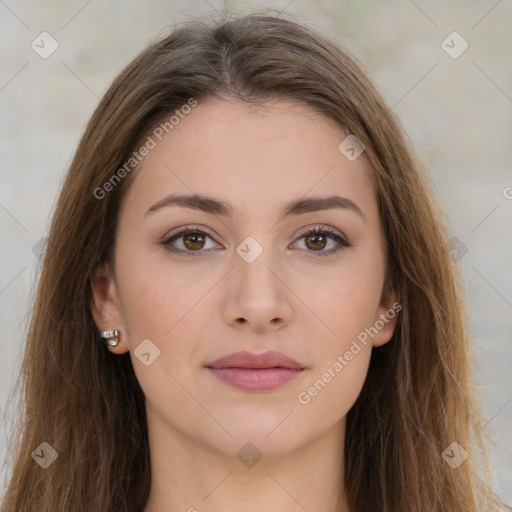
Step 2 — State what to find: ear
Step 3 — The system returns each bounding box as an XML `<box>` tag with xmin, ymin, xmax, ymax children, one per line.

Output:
<box><xmin>372</xmin><ymin>278</ymin><xmax>401</xmax><ymax>348</ymax></box>
<box><xmin>90</xmin><ymin>262</ymin><xmax>129</xmax><ymax>354</ymax></box>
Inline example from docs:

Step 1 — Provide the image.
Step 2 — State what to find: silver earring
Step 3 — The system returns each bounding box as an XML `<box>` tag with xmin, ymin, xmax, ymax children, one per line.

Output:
<box><xmin>100</xmin><ymin>329</ymin><xmax>119</xmax><ymax>347</ymax></box>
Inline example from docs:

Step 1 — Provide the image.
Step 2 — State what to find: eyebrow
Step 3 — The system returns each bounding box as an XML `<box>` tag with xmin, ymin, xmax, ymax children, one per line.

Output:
<box><xmin>144</xmin><ymin>193</ymin><xmax>365</xmax><ymax>221</ymax></box>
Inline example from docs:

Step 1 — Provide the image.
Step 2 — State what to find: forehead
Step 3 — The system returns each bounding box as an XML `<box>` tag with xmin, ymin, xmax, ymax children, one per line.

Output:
<box><xmin>121</xmin><ymin>98</ymin><xmax>377</xmax><ymax>221</ymax></box>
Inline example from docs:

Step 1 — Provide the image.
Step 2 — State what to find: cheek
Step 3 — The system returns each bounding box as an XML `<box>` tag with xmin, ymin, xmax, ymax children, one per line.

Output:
<box><xmin>294</xmin><ymin>251</ymin><xmax>383</xmax><ymax>401</ymax></box>
<box><xmin>287</xmin><ymin>262</ymin><xmax>382</xmax><ymax>427</ymax></box>
<box><xmin>115</xmin><ymin>244</ymin><xmax>210</xmax><ymax>341</ymax></box>
<box><xmin>307</xmin><ymin>254</ymin><xmax>385</xmax><ymax>346</ymax></box>
<box><xmin>296</xmin><ymin>342</ymin><xmax>371</xmax><ymax>424</ymax></box>
<box><xmin>115</xmin><ymin>252</ymin><xmax>219</xmax><ymax>390</ymax></box>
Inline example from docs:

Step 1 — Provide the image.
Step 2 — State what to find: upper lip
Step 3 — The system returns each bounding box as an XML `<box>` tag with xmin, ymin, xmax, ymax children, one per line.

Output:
<box><xmin>206</xmin><ymin>350</ymin><xmax>304</xmax><ymax>369</ymax></box>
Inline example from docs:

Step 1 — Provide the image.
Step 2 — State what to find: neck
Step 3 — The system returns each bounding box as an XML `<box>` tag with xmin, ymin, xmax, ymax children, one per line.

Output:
<box><xmin>142</xmin><ymin>412</ymin><xmax>351</xmax><ymax>512</ymax></box>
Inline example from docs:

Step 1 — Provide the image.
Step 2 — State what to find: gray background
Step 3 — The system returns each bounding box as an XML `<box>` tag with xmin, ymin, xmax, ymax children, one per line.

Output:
<box><xmin>1</xmin><ymin>0</ymin><xmax>511</xmax><ymax>503</ymax></box>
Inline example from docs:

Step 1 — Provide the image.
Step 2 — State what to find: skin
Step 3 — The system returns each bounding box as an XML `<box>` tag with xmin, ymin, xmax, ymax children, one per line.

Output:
<box><xmin>91</xmin><ymin>98</ymin><xmax>398</xmax><ymax>512</ymax></box>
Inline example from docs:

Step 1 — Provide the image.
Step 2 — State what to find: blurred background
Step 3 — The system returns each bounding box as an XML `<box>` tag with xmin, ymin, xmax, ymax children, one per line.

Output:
<box><xmin>1</xmin><ymin>0</ymin><xmax>511</xmax><ymax>503</ymax></box>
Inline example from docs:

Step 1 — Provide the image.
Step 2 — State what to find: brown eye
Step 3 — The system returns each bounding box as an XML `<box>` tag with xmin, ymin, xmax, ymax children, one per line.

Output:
<box><xmin>182</xmin><ymin>232</ymin><xmax>206</xmax><ymax>251</ymax></box>
<box><xmin>161</xmin><ymin>226</ymin><xmax>218</xmax><ymax>257</ymax></box>
<box><xmin>304</xmin><ymin>233</ymin><xmax>327</xmax><ymax>251</ymax></box>
<box><xmin>293</xmin><ymin>226</ymin><xmax>351</xmax><ymax>257</ymax></box>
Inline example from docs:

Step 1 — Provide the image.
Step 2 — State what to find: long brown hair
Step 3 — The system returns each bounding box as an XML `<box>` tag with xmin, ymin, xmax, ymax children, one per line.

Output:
<box><xmin>1</xmin><ymin>8</ymin><xmax>506</xmax><ymax>511</ymax></box>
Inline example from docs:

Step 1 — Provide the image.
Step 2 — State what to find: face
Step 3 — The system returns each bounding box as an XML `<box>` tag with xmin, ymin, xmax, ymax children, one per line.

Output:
<box><xmin>91</xmin><ymin>98</ymin><xmax>398</xmax><ymax>462</ymax></box>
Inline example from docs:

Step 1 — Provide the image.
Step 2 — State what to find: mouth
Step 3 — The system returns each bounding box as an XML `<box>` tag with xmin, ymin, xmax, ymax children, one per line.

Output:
<box><xmin>205</xmin><ymin>350</ymin><xmax>306</xmax><ymax>392</ymax></box>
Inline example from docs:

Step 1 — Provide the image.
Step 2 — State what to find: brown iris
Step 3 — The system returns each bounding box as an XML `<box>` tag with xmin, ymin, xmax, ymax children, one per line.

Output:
<box><xmin>305</xmin><ymin>233</ymin><xmax>327</xmax><ymax>251</ymax></box>
<box><xmin>183</xmin><ymin>232</ymin><xmax>206</xmax><ymax>250</ymax></box>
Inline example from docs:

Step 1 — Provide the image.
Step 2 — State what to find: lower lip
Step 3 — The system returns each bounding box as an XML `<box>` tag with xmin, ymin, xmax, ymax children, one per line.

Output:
<box><xmin>207</xmin><ymin>367</ymin><xmax>304</xmax><ymax>391</ymax></box>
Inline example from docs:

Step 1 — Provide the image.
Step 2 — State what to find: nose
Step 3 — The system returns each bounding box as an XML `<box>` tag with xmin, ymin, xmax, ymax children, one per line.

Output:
<box><xmin>221</xmin><ymin>239</ymin><xmax>294</xmax><ymax>333</ymax></box>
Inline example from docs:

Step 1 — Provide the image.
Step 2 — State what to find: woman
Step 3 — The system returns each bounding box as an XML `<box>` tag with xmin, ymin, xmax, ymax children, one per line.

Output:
<box><xmin>1</xmin><ymin>9</ymin><xmax>506</xmax><ymax>512</ymax></box>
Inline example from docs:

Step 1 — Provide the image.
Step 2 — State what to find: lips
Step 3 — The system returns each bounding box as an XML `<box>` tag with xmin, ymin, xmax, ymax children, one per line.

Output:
<box><xmin>205</xmin><ymin>351</ymin><xmax>305</xmax><ymax>392</ymax></box>
<box><xmin>206</xmin><ymin>350</ymin><xmax>304</xmax><ymax>370</ymax></box>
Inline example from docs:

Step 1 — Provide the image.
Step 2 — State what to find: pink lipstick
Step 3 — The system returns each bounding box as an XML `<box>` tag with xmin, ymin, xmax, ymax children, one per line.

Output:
<box><xmin>205</xmin><ymin>350</ymin><xmax>305</xmax><ymax>391</ymax></box>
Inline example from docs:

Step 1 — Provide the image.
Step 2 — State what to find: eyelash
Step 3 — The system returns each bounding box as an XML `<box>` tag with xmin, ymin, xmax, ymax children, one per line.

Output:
<box><xmin>160</xmin><ymin>224</ymin><xmax>351</xmax><ymax>258</ymax></box>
